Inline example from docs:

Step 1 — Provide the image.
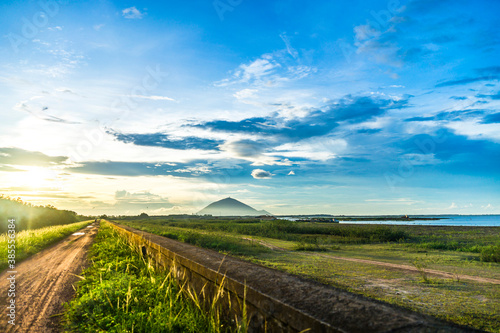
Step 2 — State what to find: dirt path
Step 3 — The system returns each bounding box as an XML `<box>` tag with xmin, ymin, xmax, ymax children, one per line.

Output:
<box><xmin>247</xmin><ymin>237</ymin><xmax>500</xmax><ymax>285</ymax></box>
<box><xmin>0</xmin><ymin>222</ymin><xmax>99</xmax><ymax>332</ymax></box>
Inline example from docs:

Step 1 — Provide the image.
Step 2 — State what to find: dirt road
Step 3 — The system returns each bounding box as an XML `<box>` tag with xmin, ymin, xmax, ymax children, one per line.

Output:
<box><xmin>0</xmin><ymin>222</ymin><xmax>98</xmax><ymax>332</ymax></box>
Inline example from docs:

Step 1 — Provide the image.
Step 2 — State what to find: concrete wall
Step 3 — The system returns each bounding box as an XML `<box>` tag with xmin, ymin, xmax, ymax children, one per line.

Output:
<box><xmin>109</xmin><ymin>222</ymin><xmax>477</xmax><ymax>333</ymax></box>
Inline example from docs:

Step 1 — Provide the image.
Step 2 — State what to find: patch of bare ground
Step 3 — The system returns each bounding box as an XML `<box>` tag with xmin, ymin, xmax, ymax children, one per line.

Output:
<box><xmin>0</xmin><ymin>223</ymin><xmax>98</xmax><ymax>332</ymax></box>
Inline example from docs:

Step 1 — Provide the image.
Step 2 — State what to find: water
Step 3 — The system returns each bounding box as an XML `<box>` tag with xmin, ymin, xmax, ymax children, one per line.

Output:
<box><xmin>285</xmin><ymin>215</ymin><xmax>500</xmax><ymax>227</ymax></box>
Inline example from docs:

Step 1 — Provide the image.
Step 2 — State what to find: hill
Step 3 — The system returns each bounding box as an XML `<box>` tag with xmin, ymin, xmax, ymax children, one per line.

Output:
<box><xmin>197</xmin><ymin>197</ymin><xmax>271</xmax><ymax>216</ymax></box>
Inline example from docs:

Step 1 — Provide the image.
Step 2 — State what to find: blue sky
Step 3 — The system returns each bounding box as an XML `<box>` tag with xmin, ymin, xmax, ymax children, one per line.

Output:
<box><xmin>0</xmin><ymin>0</ymin><xmax>499</xmax><ymax>215</ymax></box>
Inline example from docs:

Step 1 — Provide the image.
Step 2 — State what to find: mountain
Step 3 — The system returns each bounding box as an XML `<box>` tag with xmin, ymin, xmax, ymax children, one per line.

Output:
<box><xmin>197</xmin><ymin>197</ymin><xmax>272</xmax><ymax>216</ymax></box>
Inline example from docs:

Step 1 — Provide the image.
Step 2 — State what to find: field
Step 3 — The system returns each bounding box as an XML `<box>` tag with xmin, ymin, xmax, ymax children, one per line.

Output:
<box><xmin>64</xmin><ymin>222</ymin><xmax>248</xmax><ymax>332</ymax></box>
<box><xmin>0</xmin><ymin>220</ymin><xmax>93</xmax><ymax>271</ymax></box>
<box><xmin>115</xmin><ymin>218</ymin><xmax>500</xmax><ymax>332</ymax></box>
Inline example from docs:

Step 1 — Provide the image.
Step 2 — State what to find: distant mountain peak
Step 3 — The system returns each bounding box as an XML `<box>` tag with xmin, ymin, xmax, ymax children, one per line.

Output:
<box><xmin>197</xmin><ymin>197</ymin><xmax>271</xmax><ymax>216</ymax></box>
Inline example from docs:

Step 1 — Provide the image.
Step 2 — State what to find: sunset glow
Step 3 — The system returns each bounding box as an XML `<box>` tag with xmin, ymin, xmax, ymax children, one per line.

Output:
<box><xmin>1</xmin><ymin>0</ymin><xmax>499</xmax><ymax>215</ymax></box>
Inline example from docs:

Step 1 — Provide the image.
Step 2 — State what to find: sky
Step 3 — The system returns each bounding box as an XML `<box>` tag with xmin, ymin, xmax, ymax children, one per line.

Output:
<box><xmin>0</xmin><ymin>0</ymin><xmax>499</xmax><ymax>216</ymax></box>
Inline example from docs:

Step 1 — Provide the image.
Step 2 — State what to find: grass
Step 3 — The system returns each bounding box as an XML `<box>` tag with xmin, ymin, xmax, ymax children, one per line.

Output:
<box><xmin>117</xmin><ymin>223</ymin><xmax>272</xmax><ymax>257</ymax></box>
<box><xmin>64</xmin><ymin>222</ymin><xmax>248</xmax><ymax>333</ymax></box>
<box><xmin>114</xmin><ymin>218</ymin><xmax>500</xmax><ymax>332</ymax></box>
<box><xmin>0</xmin><ymin>220</ymin><xmax>92</xmax><ymax>271</ymax></box>
<box><xmin>129</xmin><ymin>218</ymin><xmax>411</xmax><ymax>244</ymax></box>
<box><xmin>481</xmin><ymin>244</ymin><xmax>500</xmax><ymax>263</ymax></box>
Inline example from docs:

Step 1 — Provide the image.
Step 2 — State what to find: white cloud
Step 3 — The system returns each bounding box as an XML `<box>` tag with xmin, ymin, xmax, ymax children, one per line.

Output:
<box><xmin>365</xmin><ymin>198</ymin><xmax>422</xmax><ymax>205</ymax></box>
<box><xmin>130</xmin><ymin>95</ymin><xmax>176</xmax><ymax>101</ymax></box>
<box><xmin>448</xmin><ymin>202</ymin><xmax>458</xmax><ymax>209</ymax></box>
<box><xmin>220</xmin><ymin>140</ymin><xmax>292</xmax><ymax>166</ymax></box>
<box><xmin>446</xmin><ymin>120</ymin><xmax>500</xmax><ymax>143</ymax></box>
<box><xmin>214</xmin><ymin>45</ymin><xmax>315</xmax><ymax>89</ymax></box>
<box><xmin>122</xmin><ymin>7</ymin><xmax>145</xmax><ymax>19</ymax></box>
<box><xmin>233</xmin><ymin>89</ymin><xmax>258</xmax><ymax>100</ymax></box>
<box><xmin>251</xmin><ymin>169</ymin><xmax>273</xmax><ymax>179</ymax></box>
<box><xmin>275</xmin><ymin>137</ymin><xmax>348</xmax><ymax>161</ymax></box>
<box><xmin>280</xmin><ymin>32</ymin><xmax>298</xmax><ymax>59</ymax></box>
<box><xmin>93</xmin><ymin>24</ymin><xmax>105</xmax><ymax>31</ymax></box>
<box><xmin>240</xmin><ymin>57</ymin><xmax>280</xmax><ymax>82</ymax></box>
<box><xmin>286</xmin><ymin>65</ymin><xmax>316</xmax><ymax>80</ymax></box>
<box><xmin>287</xmin><ymin>171</ymin><xmax>295</xmax><ymax>176</ymax></box>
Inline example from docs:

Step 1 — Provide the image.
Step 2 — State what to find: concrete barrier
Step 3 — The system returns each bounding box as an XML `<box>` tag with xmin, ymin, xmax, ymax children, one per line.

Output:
<box><xmin>109</xmin><ymin>222</ymin><xmax>479</xmax><ymax>333</ymax></box>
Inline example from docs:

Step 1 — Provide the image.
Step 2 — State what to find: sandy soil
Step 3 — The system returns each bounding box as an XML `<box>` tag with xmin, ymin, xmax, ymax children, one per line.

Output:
<box><xmin>0</xmin><ymin>222</ymin><xmax>98</xmax><ymax>332</ymax></box>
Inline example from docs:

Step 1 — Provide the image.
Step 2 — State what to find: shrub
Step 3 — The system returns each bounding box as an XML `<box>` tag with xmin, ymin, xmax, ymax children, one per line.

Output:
<box><xmin>481</xmin><ymin>245</ymin><xmax>500</xmax><ymax>263</ymax></box>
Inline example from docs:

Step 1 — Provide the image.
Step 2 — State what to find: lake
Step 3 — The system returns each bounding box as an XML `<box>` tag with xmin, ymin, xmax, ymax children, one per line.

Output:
<box><xmin>283</xmin><ymin>215</ymin><xmax>500</xmax><ymax>226</ymax></box>
<box><xmin>338</xmin><ymin>215</ymin><xmax>500</xmax><ymax>227</ymax></box>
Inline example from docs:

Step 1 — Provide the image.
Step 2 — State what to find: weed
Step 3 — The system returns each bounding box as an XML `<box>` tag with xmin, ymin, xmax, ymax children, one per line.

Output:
<box><xmin>64</xmin><ymin>222</ymin><xmax>247</xmax><ymax>332</ymax></box>
<box><xmin>480</xmin><ymin>244</ymin><xmax>500</xmax><ymax>263</ymax></box>
<box><xmin>411</xmin><ymin>257</ymin><xmax>432</xmax><ymax>284</ymax></box>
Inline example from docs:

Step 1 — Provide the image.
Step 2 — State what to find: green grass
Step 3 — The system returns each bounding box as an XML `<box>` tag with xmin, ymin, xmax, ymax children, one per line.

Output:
<box><xmin>0</xmin><ymin>220</ymin><xmax>92</xmax><ymax>271</ymax></box>
<box><xmin>121</xmin><ymin>218</ymin><xmax>411</xmax><ymax>244</ymax></box>
<box><xmin>481</xmin><ymin>244</ymin><xmax>500</xmax><ymax>263</ymax></box>
<box><xmin>64</xmin><ymin>222</ymin><xmax>248</xmax><ymax>333</ymax></box>
<box><xmin>117</xmin><ymin>223</ymin><xmax>272</xmax><ymax>257</ymax></box>
<box><xmin>114</xmin><ymin>218</ymin><xmax>500</xmax><ymax>332</ymax></box>
<box><xmin>248</xmin><ymin>251</ymin><xmax>499</xmax><ymax>332</ymax></box>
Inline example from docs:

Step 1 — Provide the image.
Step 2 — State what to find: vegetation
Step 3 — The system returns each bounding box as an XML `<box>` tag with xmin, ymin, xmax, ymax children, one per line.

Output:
<box><xmin>64</xmin><ymin>222</ymin><xmax>247</xmax><ymax>333</ymax></box>
<box><xmin>117</xmin><ymin>218</ymin><xmax>499</xmax><ymax>257</ymax></box>
<box><xmin>118</xmin><ymin>218</ymin><xmax>411</xmax><ymax>246</ymax></box>
<box><xmin>481</xmin><ymin>244</ymin><xmax>500</xmax><ymax>263</ymax></box>
<box><xmin>114</xmin><ymin>217</ymin><xmax>500</xmax><ymax>332</ymax></box>
<box><xmin>0</xmin><ymin>220</ymin><xmax>92</xmax><ymax>271</ymax></box>
<box><xmin>0</xmin><ymin>195</ymin><xmax>86</xmax><ymax>233</ymax></box>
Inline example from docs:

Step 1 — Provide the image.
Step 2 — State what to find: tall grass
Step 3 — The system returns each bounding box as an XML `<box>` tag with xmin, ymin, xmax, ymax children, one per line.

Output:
<box><xmin>146</xmin><ymin>227</ymin><xmax>271</xmax><ymax>256</ymax></box>
<box><xmin>120</xmin><ymin>219</ymin><xmax>500</xmax><ymax>256</ymax></box>
<box><xmin>120</xmin><ymin>219</ymin><xmax>411</xmax><ymax>245</ymax></box>
<box><xmin>0</xmin><ymin>220</ymin><xmax>92</xmax><ymax>271</ymax></box>
<box><xmin>481</xmin><ymin>244</ymin><xmax>500</xmax><ymax>263</ymax></box>
<box><xmin>64</xmin><ymin>223</ymin><xmax>248</xmax><ymax>332</ymax></box>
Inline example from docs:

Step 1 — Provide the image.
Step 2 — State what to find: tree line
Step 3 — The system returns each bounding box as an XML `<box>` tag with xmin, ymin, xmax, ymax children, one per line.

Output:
<box><xmin>0</xmin><ymin>195</ymin><xmax>86</xmax><ymax>233</ymax></box>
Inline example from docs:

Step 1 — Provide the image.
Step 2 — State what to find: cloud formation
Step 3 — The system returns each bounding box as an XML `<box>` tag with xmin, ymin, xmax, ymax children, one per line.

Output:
<box><xmin>194</xmin><ymin>95</ymin><xmax>409</xmax><ymax>144</ymax></box>
<box><xmin>108</xmin><ymin>131</ymin><xmax>222</xmax><ymax>151</ymax></box>
<box><xmin>482</xmin><ymin>112</ymin><xmax>500</xmax><ymax>124</ymax></box>
<box><xmin>122</xmin><ymin>7</ymin><xmax>144</xmax><ymax>19</ymax></box>
<box><xmin>114</xmin><ymin>190</ymin><xmax>173</xmax><ymax>210</ymax></box>
<box><xmin>436</xmin><ymin>67</ymin><xmax>500</xmax><ymax>87</ymax></box>
<box><xmin>215</xmin><ymin>50</ymin><xmax>315</xmax><ymax>88</ymax></box>
<box><xmin>251</xmin><ymin>169</ymin><xmax>273</xmax><ymax>179</ymax></box>
<box><xmin>0</xmin><ymin>148</ymin><xmax>67</xmax><ymax>167</ymax></box>
<box><xmin>130</xmin><ymin>95</ymin><xmax>175</xmax><ymax>101</ymax></box>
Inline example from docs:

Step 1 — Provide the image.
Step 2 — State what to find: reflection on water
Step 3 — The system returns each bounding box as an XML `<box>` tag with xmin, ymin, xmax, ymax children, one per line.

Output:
<box><xmin>284</xmin><ymin>215</ymin><xmax>500</xmax><ymax>226</ymax></box>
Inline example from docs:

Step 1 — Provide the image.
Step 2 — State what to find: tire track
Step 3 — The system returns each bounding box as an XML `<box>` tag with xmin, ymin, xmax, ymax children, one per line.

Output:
<box><xmin>244</xmin><ymin>237</ymin><xmax>500</xmax><ymax>285</ymax></box>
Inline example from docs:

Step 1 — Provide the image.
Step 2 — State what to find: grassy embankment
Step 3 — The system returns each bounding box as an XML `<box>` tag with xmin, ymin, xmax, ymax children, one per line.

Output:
<box><xmin>0</xmin><ymin>220</ymin><xmax>93</xmax><ymax>271</ymax></box>
<box><xmin>115</xmin><ymin>218</ymin><xmax>500</xmax><ymax>332</ymax></box>
<box><xmin>64</xmin><ymin>222</ymin><xmax>248</xmax><ymax>333</ymax></box>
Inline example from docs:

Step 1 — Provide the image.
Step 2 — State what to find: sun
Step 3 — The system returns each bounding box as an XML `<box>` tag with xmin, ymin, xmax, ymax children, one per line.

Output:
<box><xmin>11</xmin><ymin>167</ymin><xmax>60</xmax><ymax>190</ymax></box>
